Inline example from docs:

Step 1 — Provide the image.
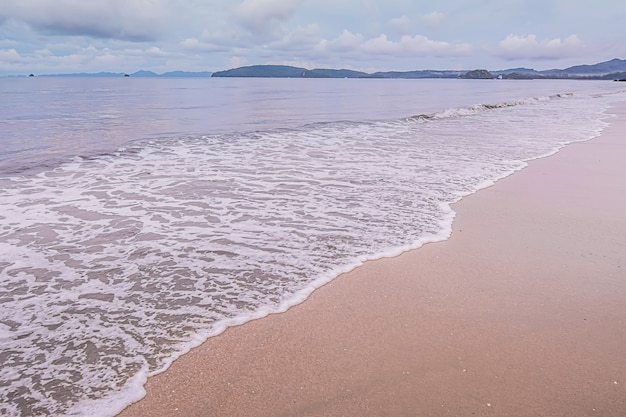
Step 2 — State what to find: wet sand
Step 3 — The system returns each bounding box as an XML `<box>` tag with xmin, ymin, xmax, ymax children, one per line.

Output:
<box><xmin>118</xmin><ymin>101</ymin><xmax>626</xmax><ymax>417</ymax></box>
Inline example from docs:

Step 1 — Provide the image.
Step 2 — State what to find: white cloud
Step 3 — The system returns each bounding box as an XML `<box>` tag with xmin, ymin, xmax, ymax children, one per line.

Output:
<box><xmin>180</xmin><ymin>38</ymin><xmax>224</xmax><ymax>52</ymax></box>
<box><xmin>319</xmin><ymin>30</ymin><xmax>365</xmax><ymax>53</ymax></box>
<box><xmin>113</xmin><ymin>46</ymin><xmax>177</xmax><ymax>58</ymax></box>
<box><xmin>361</xmin><ymin>34</ymin><xmax>401</xmax><ymax>54</ymax></box>
<box><xmin>0</xmin><ymin>48</ymin><xmax>25</xmax><ymax>63</ymax></box>
<box><xmin>400</xmin><ymin>35</ymin><xmax>471</xmax><ymax>56</ymax></box>
<box><xmin>234</xmin><ymin>0</ymin><xmax>302</xmax><ymax>35</ymax></box>
<box><xmin>145</xmin><ymin>46</ymin><xmax>169</xmax><ymax>57</ymax></box>
<box><xmin>420</xmin><ymin>11</ymin><xmax>445</xmax><ymax>30</ymax></box>
<box><xmin>498</xmin><ymin>34</ymin><xmax>587</xmax><ymax>60</ymax></box>
<box><xmin>328</xmin><ymin>14</ymin><xmax>454</xmax><ymax>59</ymax></box>
<box><xmin>317</xmin><ymin>30</ymin><xmax>471</xmax><ymax>60</ymax></box>
<box><xmin>0</xmin><ymin>43</ymin><xmax>188</xmax><ymax>75</ymax></box>
<box><xmin>0</xmin><ymin>47</ymin><xmax>88</xmax><ymax>73</ymax></box>
<box><xmin>92</xmin><ymin>52</ymin><xmax>121</xmax><ymax>66</ymax></box>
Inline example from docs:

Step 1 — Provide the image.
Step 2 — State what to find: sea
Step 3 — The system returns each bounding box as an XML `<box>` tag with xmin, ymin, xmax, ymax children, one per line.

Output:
<box><xmin>0</xmin><ymin>76</ymin><xmax>624</xmax><ymax>417</ymax></box>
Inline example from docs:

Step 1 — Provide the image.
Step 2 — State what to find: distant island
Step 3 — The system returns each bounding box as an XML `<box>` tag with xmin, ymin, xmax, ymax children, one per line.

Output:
<box><xmin>211</xmin><ymin>58</ymin><xmax>626</xmax><ymax>80</ymax></box>
<box><xmin>16</xmin><ymin>58</ymin><xmax>626</xmax><ymax>80</ymax></box>
<box><xmin>27</xmin><ymin>70</ymin><xmax>214</xmax><ymax>78</ymax></box>
<box><xmin>210</xmin><ymin>65</ymin><xmax>465</xmax><ymax>79</ymax></box>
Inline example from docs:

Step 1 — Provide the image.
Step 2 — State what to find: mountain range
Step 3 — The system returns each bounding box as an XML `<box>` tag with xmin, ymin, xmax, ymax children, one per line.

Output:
<box><xmin>211</xmin><ymin>58</ymin><xmax>626</xmax><ymax>80</ymax></box>
<box><xmin>17</xmin><ymin>58</ymin><xmax>626</xmax><ymax>80</ymax></box>
<box><xmin>35</xmin><ymin>70</ymin><xmax>214</xmax><ymax>78</ymax></box>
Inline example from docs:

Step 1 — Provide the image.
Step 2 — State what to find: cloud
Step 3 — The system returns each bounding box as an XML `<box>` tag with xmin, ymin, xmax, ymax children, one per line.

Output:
<box><xmin>0</xmin><ymin>39</ymin><xmax>19</xmax><ymax>47</ymax></box>
<box><xmin>420</xmin><ymin>11</ymin><xmax>445</xmax><ymax>30</ymax></box>
<box><xmin>361</xmin><ymin>34</ymin><xmax>401</xmax><ymax>54</ymax></box>
<box><xmin>498</xmin><ymin>34</ymin><xmax>587</xmax><ymax>60</ymax></box>
<box><xmin>269</xmin><ymin>24</ymin><xmax>321</xmax><ymax>50</ymax></box>
<box><xmin>234</xmin><ymin>0</ymin><xmax>302</xmax><ymax>35</ymax></box>
<box><xmin>320</xmin><ymin>30</ymin><xmax>365</xmax><ymax>53</ymax></box>
<box><xmin>400</xmin><ymin>35</ymin><xmax>471</xmax><ymax>56</ymax></box>
<box><xmin>34</xmin><ymin>48</ymin><xmax>54</xmax><ymax>56</ymax></box>
<box><xmin>144</xmin><ymin>46</ymin><xmax>169</xmax><ymax>57</ymax></box>
<box><xmin>179</xmin><ymin>24</ymin><xmax>251</xmax><ymax>53</ymax></box>
<box><xmin>180</xmin><ymin>37</ymin><xmax>231</xmax><ymax>53</ymax></box>
<box><xmin>0</xmin><ymin>46</ymin><xmax>87</xmax><ymax>72</ymax></box>
<box><xmin>319</xmin><ymin>31</ymin><xmax>471</xmax><ymax>59</ymax></box>
<box><xmin>390</xmin><ymin>15</ymin><xmax>412</xmax><ymax>35</ymax></box>
<box><xmin>180</xmin><ymin>38</ymin><xmax>217</xmax><ymax>52</ymax></box>
<box><xmin>1</xmin><ymin>1</ymin><xmax>618</xmax><ymax>75</ymax></box>
<box><xmin>0</xmin><ymin>0</ymin><xmax>170</xmax><ymax>41</ymax></box>
<box><xmin>0</xmin><ymin>43</ymin><xmax>186</xmax><ymax>75</ymax></box>
<box><xmin>0</xmin><ymin>48</ymin><xmax>25</xmax><ymax>63</ymax></box>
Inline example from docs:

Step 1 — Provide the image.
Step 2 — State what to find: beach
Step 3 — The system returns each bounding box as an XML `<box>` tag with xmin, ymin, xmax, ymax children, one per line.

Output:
<box><xmin>116</xmin><ymin>101</ymin><xmax>626</xmax><ymax>416</ymax></box>
<box><xmin>4</xmin><ymin>78</ymin><xmax>620</xmax><ymax>417</ymax></box>
<box><xmin>112</xmin><ymin>100</ymin><xmax>626</xmax><ymax>416</ymax></box>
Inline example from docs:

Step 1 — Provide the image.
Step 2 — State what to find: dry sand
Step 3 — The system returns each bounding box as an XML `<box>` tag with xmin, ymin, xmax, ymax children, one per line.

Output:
<box><xmin>118</xmin><ymin>101</ymin><xmax>626</xmax><ymax>417</ymax></box>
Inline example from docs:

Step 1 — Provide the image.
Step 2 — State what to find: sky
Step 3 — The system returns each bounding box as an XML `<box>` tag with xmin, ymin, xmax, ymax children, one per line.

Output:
<box><xmin>1</xmin><ymin>0</ymin><xmax>625</xmax><ymax>76</ymax></box>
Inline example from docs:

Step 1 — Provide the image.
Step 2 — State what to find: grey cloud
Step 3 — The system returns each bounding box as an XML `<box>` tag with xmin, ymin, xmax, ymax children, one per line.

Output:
<box><xmin>0</xmin><ymin>0</ymin><xmax>170</xmax><ymax>41</ymax></box>
<box><xmin>234</xmin><ymin>0</ymin><xmax>302</xmax><ymax>35</ymax></box>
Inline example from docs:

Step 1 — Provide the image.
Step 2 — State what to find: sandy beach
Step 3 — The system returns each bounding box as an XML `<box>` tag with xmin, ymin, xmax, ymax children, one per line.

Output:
<box><xmin>118</xmin><ymin>100</ymin><xmax>626</xmax><ymax>417</ymax></box>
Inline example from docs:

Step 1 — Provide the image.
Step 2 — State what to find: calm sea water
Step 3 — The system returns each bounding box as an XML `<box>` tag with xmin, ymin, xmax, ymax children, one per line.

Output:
<box><xmin>0</xmin><ymin>77</ymin><xmax>624</xmax><ymax>416</ymax></box>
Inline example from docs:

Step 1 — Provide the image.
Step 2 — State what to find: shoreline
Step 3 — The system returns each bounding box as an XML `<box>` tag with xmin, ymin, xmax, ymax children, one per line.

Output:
<box><xmin>118</xmin><ymin>100</ymin><xmax>626</xmax><ymax>417</ymax></box>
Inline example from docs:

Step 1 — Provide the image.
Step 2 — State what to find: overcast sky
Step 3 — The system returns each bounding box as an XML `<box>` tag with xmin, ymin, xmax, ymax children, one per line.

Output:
<box><xmin>1</xmin><ymin>0</ymin><xmax>625</xmax><ymax>76</ymax></box>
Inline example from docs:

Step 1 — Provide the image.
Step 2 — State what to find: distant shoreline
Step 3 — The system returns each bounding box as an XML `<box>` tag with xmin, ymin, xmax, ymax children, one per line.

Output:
<box><xmin>5</xmin><ymin>57</ymin><xmax>626</xmax><ymax>80</ymax></box>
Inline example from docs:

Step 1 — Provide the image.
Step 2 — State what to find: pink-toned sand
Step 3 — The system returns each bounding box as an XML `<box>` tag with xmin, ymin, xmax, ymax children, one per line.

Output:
<box><xmin>118</xmin><ymin>102</ymin><xmax>626</xmax><ymax>417</ymax></box>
